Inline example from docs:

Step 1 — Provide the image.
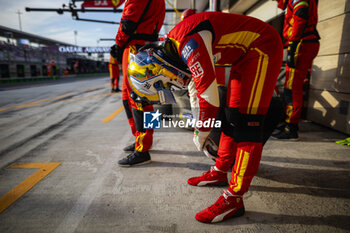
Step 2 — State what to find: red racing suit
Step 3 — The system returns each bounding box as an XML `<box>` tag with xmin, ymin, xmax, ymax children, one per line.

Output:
<box><xmin>109</xmin><ymin>56</ymin><xmax>120</xmax><ymax>90</ymax></box>
<box><xmin>281</xmin><ymin>0</ymin><xmax>320</xmax><ymax>124</ymax></box>
<box><xmin>116</xmin><ymin>0</ymin><xmax>165</xmax><ymax>152</ymax></box>
<box><xmin>168</xmin><ymin>12</ymin><xmax>283</xmax><ymax>196</ymax></box>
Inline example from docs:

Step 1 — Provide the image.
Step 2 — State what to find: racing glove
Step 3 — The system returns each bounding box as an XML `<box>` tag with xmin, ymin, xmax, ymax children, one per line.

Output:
<box><xmin>110</xmin><ymin>44</ymin><xmax>124</xmax><ymax>64</ymax></box>
<box><xmin>286</xmin><ymin>40</ymin><xmax>299</xmax><ymax>68</ymax></box>
<box><xmin>193</xmin><ymin>128</ymin><xmax>211</xmax><ymax>151</ymax></box>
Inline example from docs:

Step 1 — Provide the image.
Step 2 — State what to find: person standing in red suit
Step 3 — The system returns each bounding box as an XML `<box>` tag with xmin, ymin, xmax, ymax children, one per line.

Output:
<box><xmin>127</xmin><ymin>12</ymin><xmax>283</xmax><ymax>223</ymax></box>
<box><xmin>110</xmin><ymin>0</ymin><xmax>165</xmax><ymax>166</ymax></box>
<box><xmin>108</xmin><ymin>56</ymin><xmax>121</xmax><ymax>93</ymax></box>
<box><xmin>272</xmin><ymin>0</ymin><xmax>320</xmax><ymax>140</ymax></box>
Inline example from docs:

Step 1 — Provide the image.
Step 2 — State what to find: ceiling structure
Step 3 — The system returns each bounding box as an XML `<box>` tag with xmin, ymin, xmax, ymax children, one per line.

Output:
<box><xmin>22</xmin><ymin>0</ymin><xmax>283</xmax><ymax>34</ymax></box>
<box><xmin>174</xmin><ymin>0</ymin><xmax>262</xmax><ymax>15</ymax></box>
<box><xmin>163</xmin><ymin>0</ymin><xmax>283</xmax><ymax>34</ymax></box>
<box><xmin>14</xmin><ymin>0</ymin><xmax>284</xmax><ymax>45</ymax></box>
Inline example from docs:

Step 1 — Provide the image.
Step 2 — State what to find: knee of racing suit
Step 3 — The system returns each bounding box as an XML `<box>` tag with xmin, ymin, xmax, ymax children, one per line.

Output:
<box><xmin>123</xmin><ymin>99</ymin><xmax>133</xmax><ymax>120</ymax></box>
<box><xmin>132</xmin><ymin>108</ymin><xmax>146</xmax><ymax>133</ymax></box>
<box><xmin>224</xmin><ymin>107</ymin><xmax>265</xmax><ymax>143</ymax></box>
<box><xmin>284</xmin><ymin>88</ymin><xmax>293</xmax><ymax>106</ymax></box>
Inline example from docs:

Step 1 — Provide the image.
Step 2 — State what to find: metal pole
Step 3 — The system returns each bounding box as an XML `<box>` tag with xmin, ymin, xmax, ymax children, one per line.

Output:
<box><xmin>74</xmin><ymin>30</ymin><xmax>77</xmax><ymax>45</ymax></box>
<box><xmin>190</xmin><ymin>0</ymin><xmax>195</xmax><ymax>9</ymax></box>
<box><xmin>25</xmin><ymin>7</ymin><xmax>185</xmax><ymax>13</ymax></box>
<box><xmin>209</xmin><ymin>0</ymin><xmax>220</xmax><ymax>11</ymax></box>
<box><xmin>16</xmin><ymin>10</ymin><xmax>23</xmax><ymax>31</ymax></box>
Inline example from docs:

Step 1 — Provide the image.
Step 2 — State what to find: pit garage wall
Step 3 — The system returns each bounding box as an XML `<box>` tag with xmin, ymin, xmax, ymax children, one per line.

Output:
<box><xmin>245</xmin><ymin>0</ymin><xmax>350</xmax><ymax>134</ymax></box>
<box><xmin>307</xmin><ymin>0</ymin><xmax>350</xmax><ymax>134</ymax></box>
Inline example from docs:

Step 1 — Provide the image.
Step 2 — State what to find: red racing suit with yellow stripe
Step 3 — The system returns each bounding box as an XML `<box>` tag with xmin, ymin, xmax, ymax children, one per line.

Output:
<box><xmin>109</xmin><ymin>56</ymin><xmax>120</xmax><ymax>90</ymax></box>
<box><xmin>282</xmin><ymin>0</ymin><xmax>320</xmax><ymax>124</ymax></box>
<box><xmin>167</xmin><ymin>12</ymin><xmax>283</xmax><ymax>195</ymax></box>
<box><xmin>116</xmin><ymin>0</ymin><xmax>165</xmax><ymax>152</ymax></box>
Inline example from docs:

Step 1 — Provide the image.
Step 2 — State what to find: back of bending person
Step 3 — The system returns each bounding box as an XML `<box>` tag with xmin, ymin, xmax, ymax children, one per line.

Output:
<box><xmin>127</xmin><ymin>12</ymin><xmax>283</xmax><ymax>223</ymax></box>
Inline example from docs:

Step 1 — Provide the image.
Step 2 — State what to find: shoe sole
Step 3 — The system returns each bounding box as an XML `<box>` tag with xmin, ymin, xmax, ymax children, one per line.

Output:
<box><xmin>220</xmin><ymin>207</ymin><xmax>245</xmax><ymax>223</ymax></box>
<box><xmin>118</xmin><ymin>160</ymin><xmax>152</xmax><ymax>167</ymax></box>
<box><xmin>196</xmin><ymin>207</ymin><xmax>245</xmax><ymax>223</ymax></box>
<box><xmin>123</xmin><ymin>149</ymin><xmax>135</xmax><ymax>152</ymax></box>
<box><xmin>189</xmin><ymin>180</ymin><xmax>228</xmax><ymax>186</ymax></box>
<box><xmin>271</xmin><ymin>136</ymin><xmax>300</xmax><ymax>141</ymax></box>
<box><xmin>199</xmin><ymin>181</ymin><xmax>228</xmax><ymax>186</ymax></box>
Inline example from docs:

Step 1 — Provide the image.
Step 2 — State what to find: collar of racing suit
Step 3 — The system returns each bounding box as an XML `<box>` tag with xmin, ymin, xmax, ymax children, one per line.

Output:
<box><xmin>277</xmin><ymin>0</ymin><xmax>288</xmax><ymax>10</ymax></box>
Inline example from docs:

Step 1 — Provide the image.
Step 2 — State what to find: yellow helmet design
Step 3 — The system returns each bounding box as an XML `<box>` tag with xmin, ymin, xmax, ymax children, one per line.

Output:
<box><xmin>128</xmin><ymin>41</ymin><xmax>191</xmax><ymax>105</ymax></box>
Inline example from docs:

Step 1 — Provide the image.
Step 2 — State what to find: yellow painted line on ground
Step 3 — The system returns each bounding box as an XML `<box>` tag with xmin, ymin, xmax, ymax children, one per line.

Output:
<box><xmin>0</xmin><ymin>86</ymin><xmax>109</xmax><ymax>112</ymax></box>
<box><xmin>0</xmin><ymin>94</ymin><xmax>72</xmax><ymax>112</ymax></box>
<box><xmin>0</xmin><ymin>92</ymin><xmax>115</xmax><ymax>112</ymax></box>
<box><xmin>52</xmin><ymin>93</ymin><xmax>112</xmax><ymax>105</ymax></box>
<box><xmin>85</xmin><ymin>86</ymin><xmax>107</xmax><ymax>92</ymax></box>
<box><xmin>102</xmin><ymin>106</ymin><xmax>125</xmax><ymax>123</ymax></box>
<box><xmin>0</xmin><ymin>162</ymin><xmax>61</xmax><ymax>214</ymax></box>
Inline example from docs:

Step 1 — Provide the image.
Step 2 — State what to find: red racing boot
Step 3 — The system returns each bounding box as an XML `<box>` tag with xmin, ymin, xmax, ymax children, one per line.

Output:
<box><xmin>195</xmin><ymin>190</ymin><xmax>245</xmax><ymax>223</ymax></box>
<box><xmin>187</xmin><ymin>166</ymin><xmax>228</xmax><ymax>186</ymax></box>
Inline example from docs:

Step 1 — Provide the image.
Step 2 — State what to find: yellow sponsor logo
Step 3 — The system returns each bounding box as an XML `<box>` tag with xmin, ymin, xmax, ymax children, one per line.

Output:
<box><xmin>112</xmin><ymin>0</ymin><xmax>120</xmax><ymax>6</ymax></box>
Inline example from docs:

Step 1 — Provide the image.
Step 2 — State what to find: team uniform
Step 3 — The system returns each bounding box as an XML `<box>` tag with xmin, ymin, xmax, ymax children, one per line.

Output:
<box><xmin>114</xmin><ymin>0</ymin><xmax>165</xmax><ymax>162</ymax></box>
<box><xmin>109</xmin><ymin>56</ymin><xmax>120</xmax><ymax>92</ymax></box>
<box><xmin>168</xmin><ymin>11</ymin><xmax>283</xmax><ymax>192</ymax></box>
<box><xmin>274</xmin><ymin>0</ymin><xmax>320</xmax><ymax>139</ymax></box>
<box><xmin>128</xmin><ymin>12</ymin><xmax>283</xmax><ymax>222</ymax></box>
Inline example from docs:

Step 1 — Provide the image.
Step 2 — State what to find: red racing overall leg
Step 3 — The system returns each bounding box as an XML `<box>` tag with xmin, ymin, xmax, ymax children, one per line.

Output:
<box><xmin>118</xmin><ymin>48</ymin><xmax>154</xmax><ymax>166</ymax></box>
<box><xmin>195</xmin><ymin>38</ymin><xmax>283</xmax><ymax>223</ymax></box>
<box><xmin>273</xmin><ymin>41</ymin><xmax>319</xmax><ymax>140</ymax></box>
<box><xmin>122</xmin><ymin>48</ymin><xmax>137</xmax><ymax>139</ymax></box>
<box><xmin>284</xmin><ymin>42</ymin><xmax>319</xmax><ymax>124</ymax></box>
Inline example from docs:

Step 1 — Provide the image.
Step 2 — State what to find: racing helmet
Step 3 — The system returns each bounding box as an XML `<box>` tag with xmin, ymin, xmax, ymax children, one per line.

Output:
<box><xmin>127</xmin><ymin>39</ymin><xmax>191</xmax><ymax>105</ymax></box>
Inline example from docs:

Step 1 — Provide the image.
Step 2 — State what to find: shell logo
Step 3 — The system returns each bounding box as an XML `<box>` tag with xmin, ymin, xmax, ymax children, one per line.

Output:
<box><xmin>111</xmin><ymin>0</ymin><xmax>120</xmax><ymax>6</ymax></box>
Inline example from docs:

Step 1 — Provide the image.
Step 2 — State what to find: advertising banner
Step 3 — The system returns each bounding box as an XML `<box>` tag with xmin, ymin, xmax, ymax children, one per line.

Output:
<box><xmin>82</xmin><ymin>0</ymin><xmax>125</xmax><ymax>8</ymax></box>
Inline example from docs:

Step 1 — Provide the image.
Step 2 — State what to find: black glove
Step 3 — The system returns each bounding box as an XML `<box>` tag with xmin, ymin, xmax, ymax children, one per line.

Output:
<box><xmin>110</xmin><ymin>44</ymin><xmax>124</xmax><ymax>64</ymax></box>
<box><xmin>286</xmin><ymin>40</ymin><xmax>299</xmax><ymax>68</ymax></box>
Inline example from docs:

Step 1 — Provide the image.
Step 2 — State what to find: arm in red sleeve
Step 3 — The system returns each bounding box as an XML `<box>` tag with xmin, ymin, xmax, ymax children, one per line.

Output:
<box><xmin>181</xmin><ymin>32</ymin><xmax>220</xmax><ymax>131</ymax></box>
<box><xmin>289</xmin><ymin>0</ymin><xmax>310</xmax><ymax>41</ymax></box>
<box><xmin>115</xmin><ymin>0</ymin><xmax>151</xmax><ymax>48</ymax></box>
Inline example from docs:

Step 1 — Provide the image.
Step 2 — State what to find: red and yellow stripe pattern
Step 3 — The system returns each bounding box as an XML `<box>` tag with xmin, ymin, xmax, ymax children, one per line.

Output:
<box><xmin>247</xmin><ymin>48</ymin><xmax>269</xmax><ymax>114</ymax></box>
<box><xmin>230</xmin><ymin>149</ymin><xmax>251</xmax><ymax>193</ymax></box>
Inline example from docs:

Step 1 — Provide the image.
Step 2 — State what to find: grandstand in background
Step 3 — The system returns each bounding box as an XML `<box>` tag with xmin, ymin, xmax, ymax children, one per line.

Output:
<box><xmin>0</xmin><ymin>25</ymin><xmax>108</xmax><ymax>81</ymax></box>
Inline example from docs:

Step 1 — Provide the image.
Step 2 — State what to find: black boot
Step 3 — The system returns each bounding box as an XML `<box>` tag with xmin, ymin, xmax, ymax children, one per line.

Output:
<box><xmin>123</xmin><ymin>143</ymin><xmax>136</xmax><ymax>152</ymax></box>
<box><xmin>272</xmin><ymin>123</ymin><xmax>299</xmax><ymax>141</ymax></box>
<box><xmin>118</xmin><ymin>151</ymin><xmax>151</xmax><ymax>167</ymax></box>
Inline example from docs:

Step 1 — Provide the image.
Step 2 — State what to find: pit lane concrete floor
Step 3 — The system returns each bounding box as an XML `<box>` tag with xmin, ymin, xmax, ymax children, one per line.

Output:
<box><xmin>0</xmin><ymin>76</ymin><xmax>349</xmax><ymax>233</ymax></box>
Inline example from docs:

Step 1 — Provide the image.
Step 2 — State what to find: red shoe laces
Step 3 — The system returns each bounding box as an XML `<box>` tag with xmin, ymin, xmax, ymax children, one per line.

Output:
<box><xmin>208</xmin><ymin>191</ymin><xmax>240</xmax><ymax>214</ymax></box>
<box><xmin>201</xmin><ymin>167</ymin><xmax>214</xmax><ymax>177</ymax></box>
<box><xmin>208</xmin><ymin>196</ymin><xmax>228</xmax><ymax>214</ymax></box>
